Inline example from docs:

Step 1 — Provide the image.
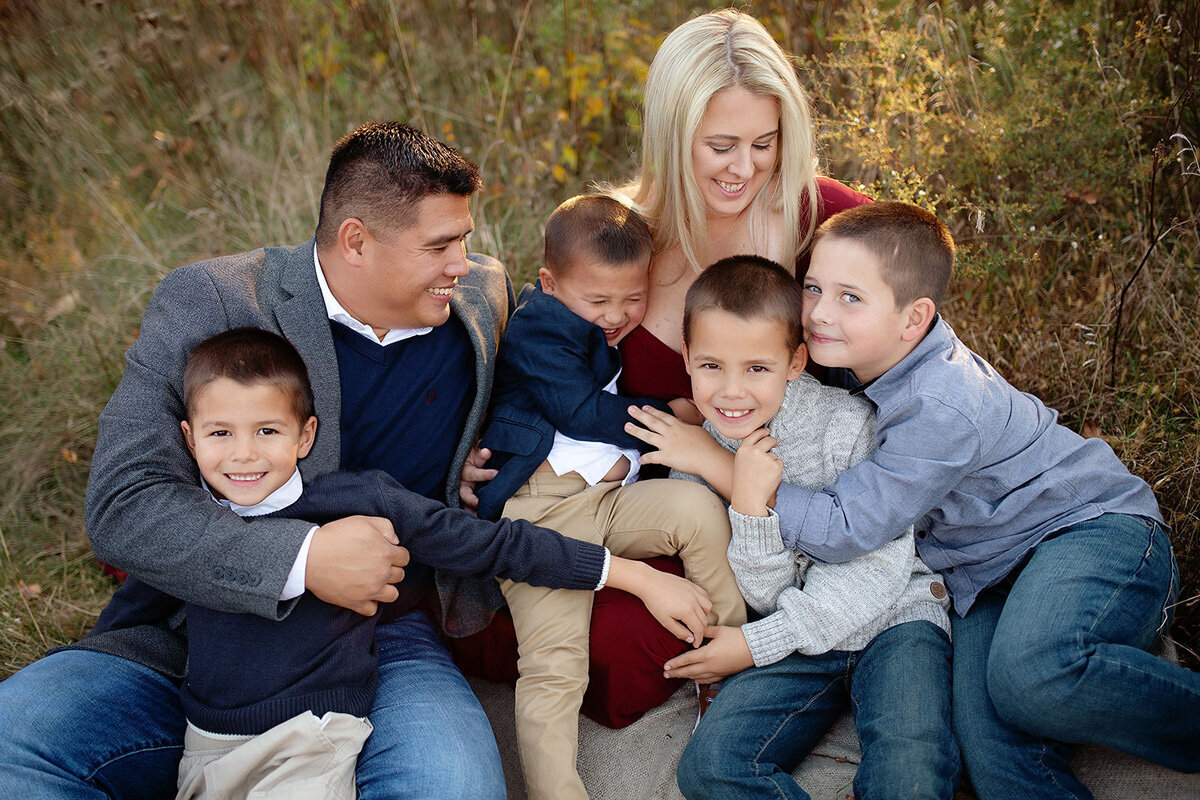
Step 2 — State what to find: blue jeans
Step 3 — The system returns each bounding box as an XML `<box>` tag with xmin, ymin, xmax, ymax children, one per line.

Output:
<box><xmin>0</xmin><ymin>609</ymin><xmax>505</xmax><ymax>800</ymax></box>
<box><xmin>677</xmin><ymin>621</ymin><xmax>960</xmax><ymax>800</ymax></box>
<box><xmin>952</xmin><ymin>513</ymin><xmax>1199</xmax><ymax>800</ymax></box>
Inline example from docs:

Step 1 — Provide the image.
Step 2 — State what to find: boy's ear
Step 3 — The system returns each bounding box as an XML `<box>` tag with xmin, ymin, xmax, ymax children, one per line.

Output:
<box><xmin>681</xmin><ymin>340</ymin><xmax>692</xmax><ymax>375</ymax></box>
<box><xmin>787</xmin><ymin>342</ymin><xmax>808</xmax><ymax>380</ymax></box>
<box><xmin>901</xmin><ymin>298</ymin><xmax>937</xmax><ymax>342</ymax></box>
<box><xmin>297</xmin><ymin>416</ymin><xmax>318</xmax><ymax>459</ymax></box>
<box><xmin>337</xmin><ymin>218</ymin><xmax>369</xmax><ymax>266</ymax></box>
<box><xmin>537</xmin><ymin>267</ymin><xmax>557</xmax><ymax>294</ymax></box>
<box><xmin>180</xmin><ymin>419</ymin><xmax>197</xmax><ymax>458</ymax></box>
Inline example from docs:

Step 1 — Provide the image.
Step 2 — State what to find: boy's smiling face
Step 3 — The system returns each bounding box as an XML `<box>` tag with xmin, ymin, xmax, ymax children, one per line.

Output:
<box><xmin>539</xmin><ymin>258</ymin><xmax>649</xmax><ymax>346</ymax></box>
<box><xmin>802</xmin><ymin>236</ymin><xmax>919</xmax><ymax>383</ymax></box>
<box><xmin>683</xmin><ymin>308</ymin><xmax>807</xmax><ymax>440</ymax></box>
<box><xmin>181</xmin><ymin>378</ymin><xmax>317</xmax><ymax>507</ymax></box>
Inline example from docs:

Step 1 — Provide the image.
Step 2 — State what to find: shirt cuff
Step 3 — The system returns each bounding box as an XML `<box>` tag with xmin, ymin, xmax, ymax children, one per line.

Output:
<box><xmin>281</xmin><ymin>525</ymin><xmax>318</xmax><ymax>601</ymax></box>
<box><xmin>595</xmin><ymin>548</ymin><xmax>612</xmax><ymax>591</ymax></box>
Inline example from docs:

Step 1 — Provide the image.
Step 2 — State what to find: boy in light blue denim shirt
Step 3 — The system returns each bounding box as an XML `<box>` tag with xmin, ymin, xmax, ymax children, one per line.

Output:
<box><xmin>783</xmin><ymin>202</ymin><xmax>1196</xmax><ymax>797</ymax></box>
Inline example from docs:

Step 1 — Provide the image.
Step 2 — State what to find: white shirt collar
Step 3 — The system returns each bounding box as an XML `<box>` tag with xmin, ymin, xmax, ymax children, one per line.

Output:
<box><xmin>202</xmin><ymin>467</ymin><xmax>304</xmax><ymax>517</ymax></box>
<box><xmin>312</xmin><ymin>244</ymin><xmax>433</xmax><ymax>346</ymax></box>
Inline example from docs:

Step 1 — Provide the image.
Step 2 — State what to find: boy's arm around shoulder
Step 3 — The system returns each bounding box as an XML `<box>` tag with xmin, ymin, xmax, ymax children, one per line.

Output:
<box><xmin>86</xmin><ymin>262</ymin><xmax>314</xmax><ymax>620</ymax></box>
<box><xmin>774</xmin><ymin>389</ymin><xmax>983</xmax><ymax>563</ymax></box>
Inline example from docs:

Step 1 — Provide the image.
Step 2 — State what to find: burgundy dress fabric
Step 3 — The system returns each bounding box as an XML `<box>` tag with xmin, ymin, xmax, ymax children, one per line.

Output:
<box><xmin>448</xmin><ymin>178</ymin><xmax>871</xmax><ymax>729</ymax></box>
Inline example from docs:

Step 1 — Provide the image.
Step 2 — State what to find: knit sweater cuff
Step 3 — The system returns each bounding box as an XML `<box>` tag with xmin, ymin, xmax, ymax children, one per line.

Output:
<box><xmin>729</xmin><ymin>508</ymin><xmax>785</xmax><ymax>554</ymax></box>
<box><xmin>741</xmin><ymin>613</ymin><xmax>799</xmax><ymax>668</ymax></box>
<box><xmin>566</xmin><ymin>540</ymin><xmax>610</xmax><ymax>591</ymax></box>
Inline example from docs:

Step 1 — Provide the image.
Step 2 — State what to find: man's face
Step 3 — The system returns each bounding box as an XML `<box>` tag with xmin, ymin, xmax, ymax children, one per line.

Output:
<box><xmin>539</xmin><ymin>258</ymin><xmax>650</xmax><ymax>346</ymax></box>
<box><xmin>802</xmin><ymin>236</ymin><xmax>912</xmax><ymax>383</ymax></box>
<box><xmin>355</xmin><ymin>193</ymin><xmax>475</xmax><ymax>331</ymax></box>
<box><xmin>181</xmin><ymin>378</ymin><xmax>317</xmax><ymax>507</ymax></box>
<box><xmin>683</xmin><ymin>308</ymin><xmax>806</xmax><ymax>440</ymax></box>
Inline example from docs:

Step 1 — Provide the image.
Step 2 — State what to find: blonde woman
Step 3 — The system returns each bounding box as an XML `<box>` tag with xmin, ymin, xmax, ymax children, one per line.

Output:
<box><xmin>615</xmin><ymin>8</ymin><xmax>869</xmax><ymax>400</ymax></box>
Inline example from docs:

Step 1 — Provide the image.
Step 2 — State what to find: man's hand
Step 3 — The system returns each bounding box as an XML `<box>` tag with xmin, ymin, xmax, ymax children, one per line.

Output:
<box><xmin>306</xmin><ymin>516</ymin><xmax>410</xmax><ymax>616</ymax></box>
<box><xmin>607</xmin><ymin>557</ymin><xmax>712</xmax><ymax>646</ymax></box>
<box><xmin>458</xmin><ymin>445</ymin><xmax>497</xmax><ymax>511</ymax></box>
<box><xmin>730</xmin><ymin>428</ymin><xmax>782</xmax><ymax>517</ymax></box>
<box><xmin>663</xmin><ymin>625</ymin><xmax>754</xmax><ymax>683</ymax></box>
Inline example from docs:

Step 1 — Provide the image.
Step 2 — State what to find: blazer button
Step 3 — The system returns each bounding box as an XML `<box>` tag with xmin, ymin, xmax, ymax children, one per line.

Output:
<box><xmin>930</xmin><ymin>581</ymin><xmax>947</xmax><ymax>599</ymax></box>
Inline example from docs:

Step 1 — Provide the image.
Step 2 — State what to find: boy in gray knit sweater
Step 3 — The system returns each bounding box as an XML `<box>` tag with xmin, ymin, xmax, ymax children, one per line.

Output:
<box><xmin>629</xmin><ymin>256</ymin><xmax>958</xmax><ymax>800</ymax></box>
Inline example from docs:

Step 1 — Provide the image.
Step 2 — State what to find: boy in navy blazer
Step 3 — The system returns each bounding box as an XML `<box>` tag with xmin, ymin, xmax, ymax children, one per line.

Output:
<box><xmin>474</xmin><ymin>195</ymin><xmax>747</xmax><ymax>800</ymax></box>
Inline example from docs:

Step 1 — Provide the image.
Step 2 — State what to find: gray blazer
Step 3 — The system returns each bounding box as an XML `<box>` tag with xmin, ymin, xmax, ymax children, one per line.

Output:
<box><xmin>83</xmin><ymin>241</ymin><xmax>514</xmax><ymax>653</ymax></box>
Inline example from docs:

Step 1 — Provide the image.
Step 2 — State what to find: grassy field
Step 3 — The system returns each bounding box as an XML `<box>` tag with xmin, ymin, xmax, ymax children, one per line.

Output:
<box><xmin>1</xmin><ymin>0</ymin><xmax>1197</xmax><ymax>677</ymax></box>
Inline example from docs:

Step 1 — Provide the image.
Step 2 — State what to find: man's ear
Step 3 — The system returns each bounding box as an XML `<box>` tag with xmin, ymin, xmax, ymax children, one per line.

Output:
<box><xmin>787</xmin><ymin>342</ymin><xmax>808</xmax><ymax>380</ymax></box>
<box><xmin>180</xmin><ymin>419</ymin><xmax>197</xmax><ymax>458</ymax></box>
<box><xmin>297</xmin><ymin>416</ymin><xmax>318</xmax><ymax>459</ymax></box>
<box><xmin>901</xmin><ymin>298</ymin><xmax>936</xmax><ymax>342</ymax></box>
<box><xmin>337</xmin><ymin>218</ymin><xmax>369</xmax><ymax>266</ymax></box>
<box><xmin>537</xmin><ymin>267</ymin><xmax>557</xmax><ymax>295</ymax></box>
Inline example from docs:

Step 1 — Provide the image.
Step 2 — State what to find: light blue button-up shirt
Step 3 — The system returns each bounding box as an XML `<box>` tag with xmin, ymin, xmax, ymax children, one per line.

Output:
<box><xmin>775</xmin><ymin>317</ymin><xmax>1162</xmax><ymax>614</ymax></box>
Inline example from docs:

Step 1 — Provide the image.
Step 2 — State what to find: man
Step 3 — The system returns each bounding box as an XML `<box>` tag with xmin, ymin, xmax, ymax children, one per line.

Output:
<box><xmin>0</xmin><ymin>122</ymin><xmax>514</xmax><ymax>799</ymax></box>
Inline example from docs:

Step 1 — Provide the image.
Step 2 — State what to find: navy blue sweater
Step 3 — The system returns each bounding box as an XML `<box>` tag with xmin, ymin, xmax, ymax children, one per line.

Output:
<box><xmin>181</xmin><ymin>469</ymin><xmax>608</xmax><ymax>735</ymax></box>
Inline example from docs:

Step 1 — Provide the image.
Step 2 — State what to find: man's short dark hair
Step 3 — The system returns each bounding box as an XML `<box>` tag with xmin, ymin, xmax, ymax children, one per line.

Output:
<box><xmin>813</xmin><ymin>202</ymin><xmax>954</xmax><ymax>309</ymax></box>
<box><xmin>684</xmin><ymin>255</ymin><xmax>805</xmax><ymax>352</ymax></box>
<box><xmin>544</xmin><ymin>195</ymin><xmax>653</xmax><ymax>276</ymax></box>
<box><xmin>183</xmin><ymin>327</ymin><xmax>315</xmax><ymax>425</ymax></box>
<box><xmin>315</xmin><ymin>121</ymin><xmax>482</xmax><ymax>247</ymax></box>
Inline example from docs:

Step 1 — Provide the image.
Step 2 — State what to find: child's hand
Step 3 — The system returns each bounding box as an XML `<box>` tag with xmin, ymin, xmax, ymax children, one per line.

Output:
<box><xmin>458</xmin><ymin>445</ymin><xmax>497</xmax><ymax>512</ymax></box>
<box><xmin>730</xmin><ymin>428</ymin><xmax>782</xmax><ymax>517</ymax></box>
<box><xmin>667</xmin><ymin>397</ymin><xmax>704</xmax><ymax>426</ymax></box>
<box><xmin>663</xmin><ymin>625</ymin><xmax>754</xmax><ymax>683</ymax></box>
<box><xmin>608</xmin><ymin>557</ymin><xmax>712</xmax><ymax>646</ymax></box>
<box><xmin>625</xmin><ymin>405</ymin><xmax>724</xmax><ymax>476</ymax></box>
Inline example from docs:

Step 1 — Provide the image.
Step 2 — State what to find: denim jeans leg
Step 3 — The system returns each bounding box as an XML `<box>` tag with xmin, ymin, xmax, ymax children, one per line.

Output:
<box><xmin>0</xmin><ymin>649</ymin><xmax>185</xmax><ymax>800</ymax></box>
<box><xmin>953</xmin><ymin>589</ymin><xmax>1091</xmax><ymax>800</ymax></box>
<box><xmin>677</xmin><ymin>650</ymin><xmax>849</xmax><ymax>800</ymax></box>
<box><xmin>986</xmin><ymin>514</ymin><xmax>1199</xmax><ymax>772</ymax></box>
<box><xmin>851</xmin><ymin>621</ymin><xmax>960</xmax><ymax>800</ymax></box>
<box><xmin>354</xmin><ymin>609</ymin><xmax>506</xmax><ymax>800</ymax></box>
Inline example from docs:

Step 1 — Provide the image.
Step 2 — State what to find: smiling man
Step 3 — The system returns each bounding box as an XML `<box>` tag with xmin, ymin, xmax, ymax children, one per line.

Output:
<box><xmin>0</xmin><ymin>122</ymin><xmax>518</xmax><ymax>799</ymax></box>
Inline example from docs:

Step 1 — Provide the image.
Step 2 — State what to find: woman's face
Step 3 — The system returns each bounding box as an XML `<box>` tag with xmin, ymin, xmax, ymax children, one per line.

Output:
<box><xmin>691</xmin><ymin>86</ymin><xmax>780</xmax><ymax>220</ymax></box>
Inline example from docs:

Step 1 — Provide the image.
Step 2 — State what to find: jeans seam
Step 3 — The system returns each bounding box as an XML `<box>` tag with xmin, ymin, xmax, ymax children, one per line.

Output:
<box><xmin>86</xmin><ymin>743</ymin><xmax>182</xmax><ymax>783</ymax></box>
<box><xmin>751</xmin><ymin>673</ymin><xmax>844</xmax><ymax>798</ymax></box>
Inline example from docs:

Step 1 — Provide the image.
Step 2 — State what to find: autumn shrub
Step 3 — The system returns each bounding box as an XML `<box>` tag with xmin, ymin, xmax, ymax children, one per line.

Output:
<box><xmin>1</xmin><ymin>0</ymin><xmax>1196</xmax><ymax>675</ymax></box>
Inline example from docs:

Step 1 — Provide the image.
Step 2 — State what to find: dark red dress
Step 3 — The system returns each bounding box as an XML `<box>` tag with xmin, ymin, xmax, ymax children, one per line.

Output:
<box><xmin>449</xmin><ymin>177</ymin><xmax>871</xmax><ymax>729</ymax></box>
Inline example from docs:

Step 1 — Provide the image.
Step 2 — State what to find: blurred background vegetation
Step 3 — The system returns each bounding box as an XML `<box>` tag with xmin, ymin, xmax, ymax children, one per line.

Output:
<box><xmin>1</xmin><ymin>0</ymin><xmax>1197</xmax><ymax>677</ymax></box>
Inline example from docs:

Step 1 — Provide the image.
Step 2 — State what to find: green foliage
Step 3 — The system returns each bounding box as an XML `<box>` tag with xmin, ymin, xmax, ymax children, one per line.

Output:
<box><xmin>1</xmin><ymin>0</ymin><xmax>1197</xmax><ymax>673</ymax></box>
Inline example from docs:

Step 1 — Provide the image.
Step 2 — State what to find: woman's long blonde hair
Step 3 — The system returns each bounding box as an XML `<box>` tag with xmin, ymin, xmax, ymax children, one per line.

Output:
<box><xmin>618</xmin><ymin>9</ymin><xmax>819</xmax><ymax>273</ymax></box>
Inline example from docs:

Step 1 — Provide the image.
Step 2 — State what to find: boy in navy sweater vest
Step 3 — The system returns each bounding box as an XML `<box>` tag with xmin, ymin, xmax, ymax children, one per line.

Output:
<box><xmin>474</xmin><ymin>196</ymin><xmax>747</xmax><ymax>800</ymax></box>
<box><xmin>167</xmin><ymin>327</ymin><xmax>712</xmax><ymax>800</ymax></box>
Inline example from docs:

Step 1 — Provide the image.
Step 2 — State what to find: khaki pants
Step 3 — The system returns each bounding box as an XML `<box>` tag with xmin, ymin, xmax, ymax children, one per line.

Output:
<box><xmin>499</xmin><ymin>473</ymin><xmax>746</xmax><ymax>800</ymax></box>
<box><xmin>175</xmin><ymin>711</ymin><xmax>372</xmax><ymax>800</ymax></box>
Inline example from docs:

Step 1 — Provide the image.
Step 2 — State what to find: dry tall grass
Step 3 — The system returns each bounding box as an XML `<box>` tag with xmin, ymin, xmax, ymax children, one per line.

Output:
<box><xmin>1</xmin><ymin>0</ymin><xmax>1197</xmax><ymax>676</ymax></box>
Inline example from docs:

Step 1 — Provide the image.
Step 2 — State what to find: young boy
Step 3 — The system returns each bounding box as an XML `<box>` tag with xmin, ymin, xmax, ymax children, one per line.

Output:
<box><xmin>474</xmin><ymin>194</ymin><xmax>747</xmax><ymax>800</ymax></box>
<box><xmin>767</xmin><ymin>201</ymin><xmax>1196</xmax><ymax>795</ymax></box>
<box><xmin>634</xmin><ymin>256</ymin><xmax>958</xmax><ymax>800</ymax></box>
<box><xmin>93</xmin><ymin>327</ymin><xmax>711</xmax><ymax>800</ymax></box>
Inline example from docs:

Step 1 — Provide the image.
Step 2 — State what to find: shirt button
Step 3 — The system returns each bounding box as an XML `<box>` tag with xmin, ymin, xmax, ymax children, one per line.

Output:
<box><xmin>917</xmin><ymin>530</ymin><xmax>927</xmax><ymax>539</ymax></box>
<box><xmin>930</xmin><ymin>581</ymin><xmax>947</xmax><ymax>599</ymax></box>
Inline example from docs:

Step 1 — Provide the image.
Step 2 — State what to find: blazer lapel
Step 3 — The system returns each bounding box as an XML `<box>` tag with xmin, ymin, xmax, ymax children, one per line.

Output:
<box><xmin>275</xmin><ymin>242</ymin><xmax>341</xmax><ymax>476</ymax></box>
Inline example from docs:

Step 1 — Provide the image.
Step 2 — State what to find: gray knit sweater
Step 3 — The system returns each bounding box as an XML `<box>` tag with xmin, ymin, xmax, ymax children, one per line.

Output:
<box><xmin>671</xmin><ymin>373</ymin><xmax>950</xmax><ymax>667</ymax></box>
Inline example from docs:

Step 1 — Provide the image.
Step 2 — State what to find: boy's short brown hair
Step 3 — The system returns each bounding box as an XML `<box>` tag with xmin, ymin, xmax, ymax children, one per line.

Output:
<box><xmin>683</xmin><ymin>255</ymin><xmax>805</xmax><ymax>352</ymax></box>
<box><xmin>544</xmin><ymin>195</ymin><xmax>653</xmax><ymax>276</ymax></box>
<box><xmin>183</xmin><ymin>327</ymin><xmax>315</xmax><ymax>425</ymax></box>
<box><xmin>813</xmin><ymin>201</ymin><xmax>954</xmax><ymax>309</ymax></box>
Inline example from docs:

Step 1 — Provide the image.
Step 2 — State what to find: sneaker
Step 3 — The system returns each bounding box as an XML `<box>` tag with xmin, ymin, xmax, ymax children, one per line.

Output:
<box><xmin>694</xmin><ymin>681</ymin><xmax>723</xmax><ymax>730</ymax></box>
